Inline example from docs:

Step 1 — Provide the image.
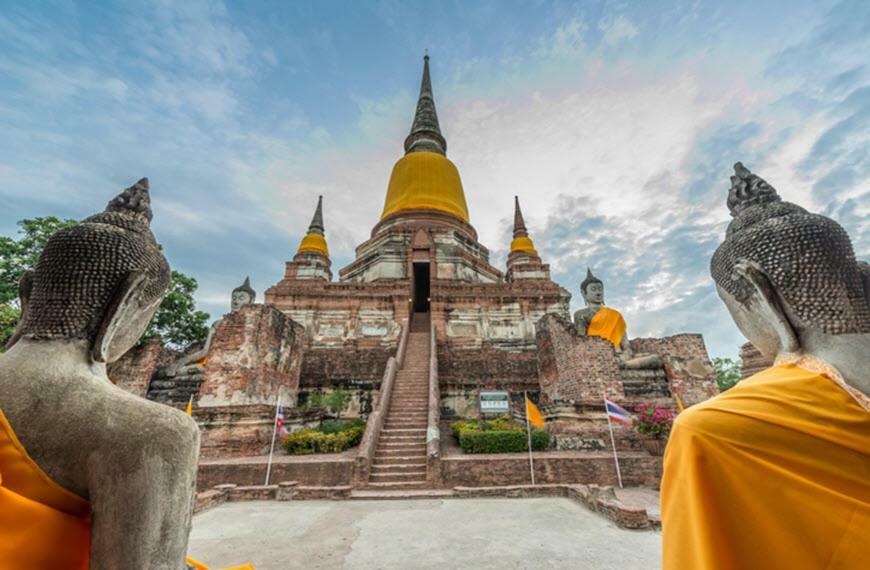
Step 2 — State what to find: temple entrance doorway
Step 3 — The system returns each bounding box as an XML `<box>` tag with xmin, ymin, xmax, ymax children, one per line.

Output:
<box><xmin>412</xmin><ymin>262</ymin><xmax>430</xmax><ymax>314</ymax></box>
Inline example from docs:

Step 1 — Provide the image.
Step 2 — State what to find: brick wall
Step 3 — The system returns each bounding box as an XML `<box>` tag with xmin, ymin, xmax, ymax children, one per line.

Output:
<box><xmin>107</xmin><ymin>337</ymin><xmax>169</xmax><ymax>398</ymax></box>
<box><xmin>198</xmin><ymin>304</ymin><xmax>306</xmax><ymax>407</ymax></box>
<box><xmin>631</xmin><ymin>334</ymin><xmax>719</xmax><ymax>406</ymax></box>
<box><xmin>739</xmin><ymin>341</ymin><xmax>773</xmax><ymax>379</ymax></box>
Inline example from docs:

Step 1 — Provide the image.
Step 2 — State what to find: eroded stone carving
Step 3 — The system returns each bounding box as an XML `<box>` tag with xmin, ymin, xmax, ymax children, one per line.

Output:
<box><xmin>711</xmin><ymin>162</ymin><xmax>870</xmax><ymax>395</ymax></box>
<box><xmin>0</xmin><ymin>179</ymin><xmax>200</xmax><ymax>568</ymax></box>
<box><xmin>231</xmin><ymin>275</ymin><xmax>256</xmax><ymax>312</ymax></box>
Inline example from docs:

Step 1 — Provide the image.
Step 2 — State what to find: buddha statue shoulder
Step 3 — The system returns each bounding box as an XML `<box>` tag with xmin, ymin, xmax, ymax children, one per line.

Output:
<box><xmin>573</xmin><ymin>268</ymin><xmax>663</xmax><ymax>369</ymax></box>
<box><xmin>167</xmin><ymin>276</ymin><xmax>256</xmax><ymax>377</ymax></box>
<box><xmin>0</xmin><ymin>179</ymin><xmax>200</xmax><ymax>568</ymax></box>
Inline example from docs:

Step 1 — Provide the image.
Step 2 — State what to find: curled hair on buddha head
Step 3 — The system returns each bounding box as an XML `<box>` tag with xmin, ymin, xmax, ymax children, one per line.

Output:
<box><xmin>12</xmin><ymin>178</ymin><xmax>171</xmax><ymax>345</ymax></box>
<box><xmin>580</xmin><ymin>267</ymin><xmax>603</xmax><ymax>296</ymax></box>
<box><xmin>711</xmin><ymin>163</ymin><xmax>870</xmax><ymax>335</ymax></box>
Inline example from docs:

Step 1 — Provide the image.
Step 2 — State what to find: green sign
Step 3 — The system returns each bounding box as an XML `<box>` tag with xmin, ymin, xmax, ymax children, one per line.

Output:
<box><xmin>480</xmin><ymin>391</ymin><xmax>510</xmax><ymax>414</ymax></box>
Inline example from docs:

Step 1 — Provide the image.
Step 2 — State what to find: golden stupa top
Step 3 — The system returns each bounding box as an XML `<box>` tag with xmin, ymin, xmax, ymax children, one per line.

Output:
<box><xmin>379</xmin><ymin>55</ymin><xmax>470</xmax><ymax>223</ymax></box>
<box><xmin>510</xmin><ymin>196</ymin><xmax>538</xmax><ymax>256</ymax></box>
<box><xmin>297</xmin><ymin>196</ymin><xmax>329</xmax><ymax>257</ymax></box>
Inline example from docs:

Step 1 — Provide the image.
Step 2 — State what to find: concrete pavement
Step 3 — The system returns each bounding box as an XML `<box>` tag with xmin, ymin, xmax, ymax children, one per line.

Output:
<box><xmin>189</xmin><ymin>498</ymin><xmax>661</xmax><ymax>569</ymax></box>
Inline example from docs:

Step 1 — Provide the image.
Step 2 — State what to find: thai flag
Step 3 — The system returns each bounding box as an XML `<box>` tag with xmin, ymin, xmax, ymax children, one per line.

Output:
<box><xmin>605</xmin><ymin>398</ymin><xmax>632</xmax><ymax>425</ymax></box>
<box><xmin>277</xmin><ymin>405</ymin><xmax>288</xmax><ymax>436</ymax></box>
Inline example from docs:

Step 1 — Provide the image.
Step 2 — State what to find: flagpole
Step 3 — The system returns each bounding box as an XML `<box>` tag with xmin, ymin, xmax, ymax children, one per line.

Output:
<box><xmin>605</xmin><ymin>398</ymin><xmax>624</xmax><ymax>489</ymax></box>
<box><xmin>265</xmin><ymin>393</ymin><xmax>282</xmax><ymax>486</ymax></box>
<box><xmin>524</xmin><ymin>391</ymin><xmax>536</xmax><ymax>486</ymax></box>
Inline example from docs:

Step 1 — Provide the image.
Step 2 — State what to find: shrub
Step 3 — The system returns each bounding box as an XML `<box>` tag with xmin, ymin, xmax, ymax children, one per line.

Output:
<box><xmin>319</xmin><ymin>418</ymin><xmax>365</xmax><ymax>434</ymax></box>
<box><xmin>632</xmin><ymin>404</ymin><xmax>675</xmax><ymax>438</ymax></box>
<box><xmin>282</xmin><ymin>425</ymin><xmax>365</xmax><ymax>455</ymax></box>
<box><xmin>459</xmin><ymin>429</ymin><xmax>549</xmax><ymax>454</ymax></box>
<box><xmin>450</xmin><ymin>415</ymin><xmax>522</xmax><ymax>439</ymax></box>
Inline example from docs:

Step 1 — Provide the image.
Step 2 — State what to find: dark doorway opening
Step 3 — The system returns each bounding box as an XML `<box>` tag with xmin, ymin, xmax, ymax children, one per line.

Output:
<box><xmin>412</xmin><ymin>262</ymin><xmax>431</xmax><ymax>313</ymax></box>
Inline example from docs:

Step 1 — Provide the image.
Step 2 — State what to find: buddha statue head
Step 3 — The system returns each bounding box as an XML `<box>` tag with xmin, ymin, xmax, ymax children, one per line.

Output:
<box><xmin>231</xmin><ymin>276</ymin><xmax>255</xmax><ymax>312</ymax></box>
<box><xmin>8</xmin><ymin>178</ymin><xmax>171</xmax><ymax>362</ymax></box>
<box><xmin>711</xmin><ymin>162</ymin><xmax>870</xmax><ymax>359</ymax></box>
<box><xmin>581</xmin><ymin>268</ymin><xmax>605</xmax><ymax>306</ymax></box>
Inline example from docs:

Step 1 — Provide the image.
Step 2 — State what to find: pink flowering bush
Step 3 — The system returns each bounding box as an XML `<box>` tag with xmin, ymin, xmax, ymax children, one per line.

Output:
<box><xmin>632</xmin><ymin>404</ymin><xmax>674</xmax><ymax>439</ymax></box>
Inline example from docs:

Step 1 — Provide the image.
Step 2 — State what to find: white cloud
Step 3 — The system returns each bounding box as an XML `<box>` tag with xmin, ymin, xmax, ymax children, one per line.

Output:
<box><xmin>600</xmin><ymin>15</ymin><xmax>638</xmax><ymax>46</ymax></box>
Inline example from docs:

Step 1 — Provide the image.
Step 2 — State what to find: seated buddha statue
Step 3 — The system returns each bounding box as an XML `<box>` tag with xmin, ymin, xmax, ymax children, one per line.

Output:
<box><xmin>0</xmin><ymin>179</ymin><xmax>201</xmax><ymax>568</ymax></box>
<box><xmin>166</xmin><ymin>276</ymin><xmax>256</xmax><ymax>378</ymax></box>
<box><xmin>661</xmin><ymin>163</ymin><xmax>870</xmax><ymax>569</ymax></box>
<box><xmin>573</xmin><ymin>268</ymin><xmax>663</xmax><ymax>369</ymax></box>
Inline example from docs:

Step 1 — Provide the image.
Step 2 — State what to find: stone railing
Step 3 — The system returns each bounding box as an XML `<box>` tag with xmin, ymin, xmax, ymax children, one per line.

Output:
<box><xmin>353</xmin><ymin>319</ymin><xmax>409</xmax><ymax>485</ymax></box>
<box><xmin>426</xmin><ymin>319</ymin><xmax>441</xmax><ymax>485</ymax></box>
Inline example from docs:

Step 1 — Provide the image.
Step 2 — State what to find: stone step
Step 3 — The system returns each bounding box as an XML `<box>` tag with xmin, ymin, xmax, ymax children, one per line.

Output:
<box><xmin>369</xmin><ymin>472</ymin><xmax>427</xmax><ymax>483</ymax></box>
<box><xmin>381</xmin><ymin>428</ymin><xmax>426</xmax><ymax>434</ymax></box>
<box><xmin>351</xmin><ymin>489</ymin><xmax>453</xmax><ymax>500</ymax></box>
<box><xmin>365</xmin><ymin>481</ymin><xmax>428</xmax><ymax>490</ymax></box>
<box><xmin>372</xmin><ymin>454</ymin><xmax>427</xmax><ymax>465</ymax></box>
<box><xmin>371</xmin><ymin>463</ymin><xmax>426</xmax><ymax>473</ymax></box>
<box><xmin>383</xmin><ymin>421</ymin><xmax>427</xmax><ymax>428</ymax></box>
<box><xmin>379</xmin><ymin>436</ymin><xmax>425</xmax><ymax>443</ymax></box>
<box><xmin>376</xmin><ymin>444</ymin><xmax>426</xmax><ymax>453</ymax></box>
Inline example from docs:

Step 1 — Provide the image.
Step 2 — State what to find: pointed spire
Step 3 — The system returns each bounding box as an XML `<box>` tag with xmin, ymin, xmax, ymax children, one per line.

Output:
<box><xmin>308</xmin><ymin>195</ymin><xmax>325</xmax><ymax>236</ymax></box>
<box><xmin>404</xmin><ymin>54</ymin><xmax>447</xmax><ymax>156</ymax></box>
<box><xmin>513</xmin><ymin>196</ymin><xmax>528</xmax><ymax>238</ymax></box>
<box><xmin>296</xmin><ymin>196</ymin><xmax>329</xmax><ymax>258</ymax></box>
<box><xmin>509</xmin><ymin>196</ymin><xmax>538</xmax><ymax>257</ymax></box>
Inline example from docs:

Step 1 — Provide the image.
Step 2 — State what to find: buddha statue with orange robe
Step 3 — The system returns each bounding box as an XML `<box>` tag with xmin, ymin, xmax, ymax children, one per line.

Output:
<box><xmin>661</xmin><ymin>163</ymin><xmax>870</xmax><ymax>568</ymax></box>
<box><xmin>0</xmin><ymin>179</ymin><xmax>202</xmax><ymax>568</ymax></box>
<box><xmin>573</xmin><ymin>268</ymin><xmax>663</xmax><ymax>369</ymax></box>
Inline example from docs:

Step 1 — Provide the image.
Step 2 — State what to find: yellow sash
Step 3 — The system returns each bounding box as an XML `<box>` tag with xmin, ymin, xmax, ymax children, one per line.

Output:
<box><xmin>662</xmin><ymin>363</ymin><xmax>870</xmax><ymax>569</ymax></box>
<box><xmin>0</xmin><ymin>409</ymin><xmax>90</xmax><ymax>570</ymax></box>
<box><xmin>587</xmin><ymin>307</ymin><xmax>626</xmax><ymax>348</ymax></box>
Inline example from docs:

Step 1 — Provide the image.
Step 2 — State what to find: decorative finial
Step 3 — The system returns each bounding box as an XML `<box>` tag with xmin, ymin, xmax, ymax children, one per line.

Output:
<box><xmin>404</xmin><ymin>54</ymin><xmax>446</xmax><ymax>156</ymax></box>
<box><xmin>308</xmin><ymin>195</ymin><xmax>325</xmax><ymax>236</ymax></box>
<box><xmin>105</xmin><ymin>177</ymin><xmax>153</xmax><ymax>223</ymax></box>
<box><xmin>727</xmin><ymin>162</ymin><xmax>780</xmax><ymax>216</ymax></box>
<box><xmin>513</xmin><ymin>196</ymin><xmax>528</xmax><ymax>238</ymax></box>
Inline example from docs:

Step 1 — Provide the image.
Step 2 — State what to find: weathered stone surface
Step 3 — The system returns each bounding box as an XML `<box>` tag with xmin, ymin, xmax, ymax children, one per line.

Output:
<box><xmin>196</xmin><ymin>454</ymin><xmax>354</xmax><ymax>491</ymax></box>
<box><xmin>198</xmin><ymin>304</ymin><xmax>305</xmax><ymax>407</ymax></box>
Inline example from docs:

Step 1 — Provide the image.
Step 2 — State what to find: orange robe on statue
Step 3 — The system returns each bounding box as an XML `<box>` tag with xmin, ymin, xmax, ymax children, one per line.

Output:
<box><xmin>0</xmin><ymin>409</ymin><xmax>90</xmax><ymax>570</ymax></box>
<box><xmin>661</xmin><ymin>359</ymin><xmax>870</xmax><ymax>569</ymax></box>
<box><xmin>587</xmin><ymin>307</ymin><xmax>627</xmax><ymax>348</ymax></box>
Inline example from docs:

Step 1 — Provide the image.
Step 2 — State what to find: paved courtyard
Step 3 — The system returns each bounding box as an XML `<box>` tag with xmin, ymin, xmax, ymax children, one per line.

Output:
<box><xmin>189</xmin><ymin>498</ymin><xmax>662</xmax><ymax>569</ymax></box>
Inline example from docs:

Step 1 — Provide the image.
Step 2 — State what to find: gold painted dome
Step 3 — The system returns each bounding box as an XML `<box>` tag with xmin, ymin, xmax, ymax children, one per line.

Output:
<box><xmin>380</xmin><ymin>151</ymin><xmax>469</xmax><ymax>222</ymax></box>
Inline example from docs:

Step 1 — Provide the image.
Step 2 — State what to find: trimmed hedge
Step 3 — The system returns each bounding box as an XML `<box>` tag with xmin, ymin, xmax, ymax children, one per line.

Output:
<box><xmin>459</xmin><ymin>428</ymin><xmax>550</xmax><ymax>454</ymax></box>
<box><xmin>282</xmin><ymin>425</ymin><xmax>364</xmax><ymax>455</ymax></box>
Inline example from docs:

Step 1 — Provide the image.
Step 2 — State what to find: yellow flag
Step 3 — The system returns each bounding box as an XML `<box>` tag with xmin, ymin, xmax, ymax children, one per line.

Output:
<box><xmin>186</xmin><ymin>395</ymin><xmax>193</xmax><ymax>417</ymax></box>
<box><xmin>675</xmin><ymin>393</ymin><xmax>685</xmax><ymax>413</ymax></box>
<box><xmin>525</xmin><ymin>397</ymin><xmax>545</xmax><ymax>430</ymax></box>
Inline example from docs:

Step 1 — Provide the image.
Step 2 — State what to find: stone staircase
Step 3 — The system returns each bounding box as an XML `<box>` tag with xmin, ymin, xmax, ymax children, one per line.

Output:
<box><xmin>367</xmin><ymin>314</ymin><xmax>431</xmax><ymax>489</ymax></box>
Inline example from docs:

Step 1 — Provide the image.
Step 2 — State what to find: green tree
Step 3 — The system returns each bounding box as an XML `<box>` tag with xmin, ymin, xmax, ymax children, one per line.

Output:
<box><xmin>712</xmin><ymin>356</ymin><xmax>742</xmax><ymax>392</ymax></box>
<box><xmin>0</xmin><ymin>303</ymin><xmax>20</xmax><ymax>350</ymax></box>
<box><xmin>325</xmin><ymin>389</ymin><xmax>352</xmax><ymax>420</ymax></box>
<box><xmin>0</xmin><ymin>217</ymin><xmax>78</xmax><ymax>305</ymax></box>
<box><xmin>143</xmin><ymin>271</ymin><xmax>210</xmax><ymax>349</ymax></box>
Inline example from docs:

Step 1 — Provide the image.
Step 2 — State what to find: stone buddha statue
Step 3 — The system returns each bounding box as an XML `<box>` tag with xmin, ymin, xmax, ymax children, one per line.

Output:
<box><xmin>167</xmin><ymin>276</ymin><xmax>256</xmax><ymax>378</ymax></box>
<box><xmin>0</xmin><ymin>179</ymin><xmax>200</xmax><ymax>568</ymax></box>
<box><xmin>573</xmin><ymin>268</ymin><xmax>663</xmax><ymax>369</ymax></box>
<box><xmin>661</xmin><ymin>165</ymin><xmax>870</xmax><ymax>569</ymax></box>
<box><xmin>710</xmin><ymin>162</ymin><xmax>870</xmax><ymax>395</ymax></box>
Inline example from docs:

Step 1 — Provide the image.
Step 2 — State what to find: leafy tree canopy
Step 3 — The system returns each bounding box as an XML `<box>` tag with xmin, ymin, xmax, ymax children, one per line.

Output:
<box><xmin>0</xmin><ymin>303</ymin><xmax>20</xmax><ymax>350</ymax></box>
<box><xmin>712</xmin><ymin>356</ymin><xmax>742</xmax><ymax>392</ymax></box>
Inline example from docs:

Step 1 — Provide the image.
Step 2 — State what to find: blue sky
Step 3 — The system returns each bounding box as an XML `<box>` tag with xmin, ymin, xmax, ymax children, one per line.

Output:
<box><xmin>1</xmin><ymin>0</ymin><xmax>868</xmax><ymax>359</ymax></box>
